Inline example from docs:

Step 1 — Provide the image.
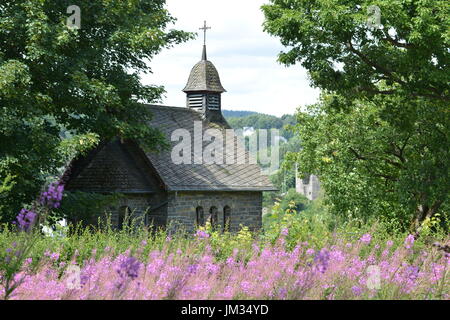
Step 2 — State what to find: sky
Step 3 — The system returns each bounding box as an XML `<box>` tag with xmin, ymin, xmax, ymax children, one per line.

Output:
<box><xmin>141</xmin><ymin>0</ymin><xmax>321</xmax><ymax>117</ymax></box>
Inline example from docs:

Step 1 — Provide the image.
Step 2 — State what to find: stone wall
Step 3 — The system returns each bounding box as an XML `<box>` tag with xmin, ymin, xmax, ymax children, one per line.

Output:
<box><xmin>109</xmin><ymin>194</ymin><xmax>151</xmax><ymax>227</ymax></box>
<box><xmin>166</xmin><ymin>191</ymin><xmax>262</xmax><ymax>232</ymax></box>
<box><xmin>108</xmin><ymin>193</ymin><xmax>168</xmax><ymax>229</ymax></box>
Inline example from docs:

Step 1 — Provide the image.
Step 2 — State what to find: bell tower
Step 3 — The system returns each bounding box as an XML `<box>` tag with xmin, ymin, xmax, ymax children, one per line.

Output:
<box><xmin>183</xmin><ymin>21</ymin><xmax>226</xmax><ymax>122</ymax></box>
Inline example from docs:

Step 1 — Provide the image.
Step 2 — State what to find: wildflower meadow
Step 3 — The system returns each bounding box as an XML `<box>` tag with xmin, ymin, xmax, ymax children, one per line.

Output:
<box><xmin>0</xmin><ymin>183</ymin><xmax>448</xmax><ymax>300</ymax></box>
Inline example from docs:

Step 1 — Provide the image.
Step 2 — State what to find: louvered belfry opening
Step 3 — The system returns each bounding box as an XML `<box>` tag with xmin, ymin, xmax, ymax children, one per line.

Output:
<box><xmin>187</xmin><ymin>93</ymin><xmax>204</xmax><ymax>109</ymax></box>
<box><xmin>187</xmin><ymin>93</ymin><xmax>221</xmax><ymax>111</ymax></box>
<box><xmin>207</xmin><ymin>94</ymin><xmax>220</xmax><ymax>110</ymax></box>
<box><xmin>183</xmin><ymin>45</ymin><xmax>226</xmax><ymax>120</ymax></box>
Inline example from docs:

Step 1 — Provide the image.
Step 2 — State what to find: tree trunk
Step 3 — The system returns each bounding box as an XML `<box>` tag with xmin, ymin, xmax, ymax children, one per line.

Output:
<box><xmin>411</xmin><ymin>200</ymin><xmax>443</xmax><ymax>237</ymax></box>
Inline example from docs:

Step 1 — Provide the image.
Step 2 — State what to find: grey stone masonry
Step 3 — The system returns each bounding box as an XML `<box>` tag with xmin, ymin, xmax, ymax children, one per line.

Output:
<box><xmin>166</xmin><ymin>191</ymin><xmax>262</xmax><ymax>232</ymax></box>
<box><xmin>109</xmin><ymin>194</ymin><xmax>151</xmax><ymax>227</ymax></box>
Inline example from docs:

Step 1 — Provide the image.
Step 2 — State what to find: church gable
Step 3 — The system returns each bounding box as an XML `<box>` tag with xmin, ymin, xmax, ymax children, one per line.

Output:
<box><xmin>65</xmin><ymin>139</ymin><xmax>158</xmax><ymax>193</ymax></box>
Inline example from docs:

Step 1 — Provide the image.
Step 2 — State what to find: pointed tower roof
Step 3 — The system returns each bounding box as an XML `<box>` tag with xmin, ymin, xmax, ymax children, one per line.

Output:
<box><xmin>182</xmin><ymin>45</ymin><xmax>226</xmax><ymax>93</ymax></box>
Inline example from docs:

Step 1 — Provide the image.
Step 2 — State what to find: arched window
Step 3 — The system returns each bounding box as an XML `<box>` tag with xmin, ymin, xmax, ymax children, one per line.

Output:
<box><xmin>223</xmin><ymin>206</ymin><xmax>231</xmax><ymax>232</ymax></box>
<box><xmin>118</xmin><ymin>206</ymin><xmax>131</xmax><ymax>230</ymax></box>
<box><xmin>196</xmin><ymin>206</ymin><xmax>204</xmax><ymax>226</ymax></box>
<box><xmin>209</xmin><ymin>206</ymin><xmax>218</xmax><ymax>228</ymax></box>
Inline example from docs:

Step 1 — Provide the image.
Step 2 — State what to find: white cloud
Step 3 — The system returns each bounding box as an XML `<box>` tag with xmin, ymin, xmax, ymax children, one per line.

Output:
<box><xmin>140</xmin><ymin>0</ymin><xmax>320</xmax><ymax>116</ymax></box>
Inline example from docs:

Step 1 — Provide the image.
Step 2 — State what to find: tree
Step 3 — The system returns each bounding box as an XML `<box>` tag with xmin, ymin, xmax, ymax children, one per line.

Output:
<box><xmin>226</xmin><ymin>112</ymin><xmax>296</xmax><ymax>139</ymax></box>
<box><xmin>263</xmin><ymin>0</ymin><xmax>449</xmax><ymax>230</ymax></box>
<box><xmin>262</xmin><ymin>0</ymin><xmax>449</xmax><ymax>103</ymax></box>
<box><xmin>0</xmin><ymin>0</ymin><xmax>193</xmax><ymax>221</ymax></box>
<box><xmin>285</xmin><ymin>94</ymin><xmax>449</xmax><ymax>230</ymax></box>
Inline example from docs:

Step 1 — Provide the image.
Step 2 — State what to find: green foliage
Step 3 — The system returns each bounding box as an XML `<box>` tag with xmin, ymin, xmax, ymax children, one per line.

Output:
<box><xmin>222</xmin><ymin>110</ymin><xmax>258</xmax><ymax>118</ymax></box>
<box><xmin>262</xmin><ymin>0</ymin><xmax>449</xmax><ymax>103</ymax></box>
<box><xmin>226</xmin><ymin>112</ymin><xmax>296</xmax><ymax>140</ymax></box>
<box><xmin>262</xmin><ymin>195</ymin><xmax>448</xmax><ymax>251</ymax></box>
<box><xmin>226</xmin><ymin>111</ymin><xmax>302</xmax><ymax>197</ymax></box>
<box><xmin>0</xmin><ymin>0</ymin><xmax>193</xmax><ymax>222</ymax></box>
<box><xmin>199</xmin><ymin>222</ymin><xmax>256</xmax><ymax>261</ymax></box>
<box><xmin>278</xmin><ymin>189</ymin><xmax>309</xmax><ymax>214</ymax></box>
<box><xmin>263</xmin><ymin>0</ymin><xmax>449</xmax><ymax>230</ymax></box>
<box><xmin>268</xmin><ymin>135</ymin><xmax>302</xmax><ymax>192</ymax></box>
<box><xmin>284</xmin><ymin>95</ymin><xmax>449</xmax><ymax>230</ymax></box>
<box><xmin>55</xmin><ymin>191</ymin><xmax>123</xmax><ymax>226</ymax></box>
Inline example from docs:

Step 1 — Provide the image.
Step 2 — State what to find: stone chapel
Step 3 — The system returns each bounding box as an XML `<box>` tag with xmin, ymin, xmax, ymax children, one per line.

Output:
<box><xmin>63</xmin><ymin>43</ymin><xmax>276</xmax><ymax>232</ymax></box>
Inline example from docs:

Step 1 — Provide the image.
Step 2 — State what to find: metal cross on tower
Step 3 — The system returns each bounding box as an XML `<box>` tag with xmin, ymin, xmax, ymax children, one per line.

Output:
<box><xmin>199</xmin><ymin>21</ymin><xmax>211</xmax><ymax>45</ymax></box>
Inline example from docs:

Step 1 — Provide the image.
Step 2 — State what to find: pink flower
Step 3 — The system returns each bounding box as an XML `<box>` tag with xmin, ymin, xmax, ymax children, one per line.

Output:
<box><xmin>404</xmin><ymin>234</ymin><xmax>415</xmax><ymax>249</ymax></box>
<box><xmin>360</xmin><ymin>234</ymin><xmax>372</xmax><ymax>244</ymax></box>
<box><xmin>352</xmin><ymin>286</ymin><xmax>363</xmax><ymax>296</ymax></box>
<box><xmin>50</xmin><ymin>253</ymin><xmax>60</xmax><ymax>261</ymax></box>
<box><xmin>195</xmin><ymin>230</ymin><xmax>209</xmax><ymax>239</ymax></box>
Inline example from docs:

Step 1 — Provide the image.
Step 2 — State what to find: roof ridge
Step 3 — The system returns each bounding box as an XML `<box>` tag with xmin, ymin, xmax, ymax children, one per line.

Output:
<box><xmin>144</xmin><ymin>104</ymin><xmax>190</xmax><ymax>111</ymax></box>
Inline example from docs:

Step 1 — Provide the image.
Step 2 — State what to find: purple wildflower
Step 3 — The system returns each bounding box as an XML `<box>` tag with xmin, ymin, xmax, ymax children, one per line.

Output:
<box><xmin>404</xmin><ymin>234</ymin><xmax>415</xmax><ymax>249</ymax></box>
<box><xmin>352</xmin><ymin>286</ymin><xmax>363</xmax><ymax>296</ymax></box>
<box><xmin>195</xmin><ymin>230</ymin><xmax>210</xmax><ymax>239</ymax></box>
<box><xmin>278</xmin><ymin>287</ymin><xmax>288</xmax><ymax>299</ymax></box>
<box><xmin>50</xmin><ymin>253</ymin><xmax>60</xmax><ymax>261</ymax></box>
<box><xmin>39</xmin><ymin>182</ymin><xmax>64</xmax><ymax>209</ymax></box>
<box><xmin>14</xmin><ymin>209</ymin><xmax>37</xmax><ymax>232</ymax></box>
<box><xmin>405</xmin><ymin>266</ymin><xmax>420</xmax><ymax>282</ymax></box>
<box><xmin>314</xmin><ymin>249</ymin><xmax>330</xmax><ymax>274</ymax></box>
<box><xmin>360</xmin><ymin>234</ymin><xmax>372</xmax><ymax>244</ymax></box>
<box><xmin>117</xmin><ymin>256</ymin><xmax>140</xmax><ymax>280</ymax></box>
<box><xmin>187</xmin><ymin>264</ymin><xmax>198</xmax><ymax>274</ymax></box>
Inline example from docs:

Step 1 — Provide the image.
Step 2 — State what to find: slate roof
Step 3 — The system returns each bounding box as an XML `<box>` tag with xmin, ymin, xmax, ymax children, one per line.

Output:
<box><xmin>144</xmin><ymin>104</ymin><xmax>276</xmax><ymax>192</ymax></box>
<box><xmin>182</xmin><ymin>46</ymin><xmax>226</xmax><ymax>93</ymax></box>
<box><xmin>63</xmin><ymin>139</ymin><xmax>156</xmax><ymax>194</ymax></box>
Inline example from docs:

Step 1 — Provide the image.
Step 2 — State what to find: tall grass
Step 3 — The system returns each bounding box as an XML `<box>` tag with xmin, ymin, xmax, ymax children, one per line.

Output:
<box><xmin>0</xmin><ymin>214</ymin><xmax>448</xmax><ymax>300</ymax></box>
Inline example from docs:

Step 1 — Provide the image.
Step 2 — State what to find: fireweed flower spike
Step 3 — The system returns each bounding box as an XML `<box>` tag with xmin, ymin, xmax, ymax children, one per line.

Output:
<box><xmin>195</xmin><ymin>230</ymin><xmax>210</xmax><ymax>239</ymax></box>
<box><xmin>117</xmin><ymin>256</ymin><xmax>141</xmax><ymax>280</ymax></box>
<box><xmin>2</xmin><ymin>234</ymin><xmax>449</xmax><ymax>300</ymax></box>
<box><xmin>39</xmin><ymin>182</ymin><xmax>64</xmax><ymax>209</ymax></box>
<box><xmin>314</xmin><ymin>249</ymin><xmax>330</xmax><ymax>274</ymax></box>
<box><xmin>360</xmin><ymin>233</ymin><xmax>372</xmax><ymax>244</ymax></box>
<box><xmin>404</xmin><ymin>235</ymin><xmax>415</xmax><ymax>249</ymax></box>
<box><xmin>14</xmin><ymin>209</ymin><xmax>37</xmax><ymax>232</ymax></box>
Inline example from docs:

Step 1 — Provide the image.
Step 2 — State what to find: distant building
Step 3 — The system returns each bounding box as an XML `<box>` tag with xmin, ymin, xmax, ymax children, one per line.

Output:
<box><xmin>243</xmin><ymin>127</ymin><xmax>255</xmax><ymax>137</ymax></box>
<box><xmin>295</xmin><ymin>170</ymin><xmax>321</xmax><ymax>201</ymax></box>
